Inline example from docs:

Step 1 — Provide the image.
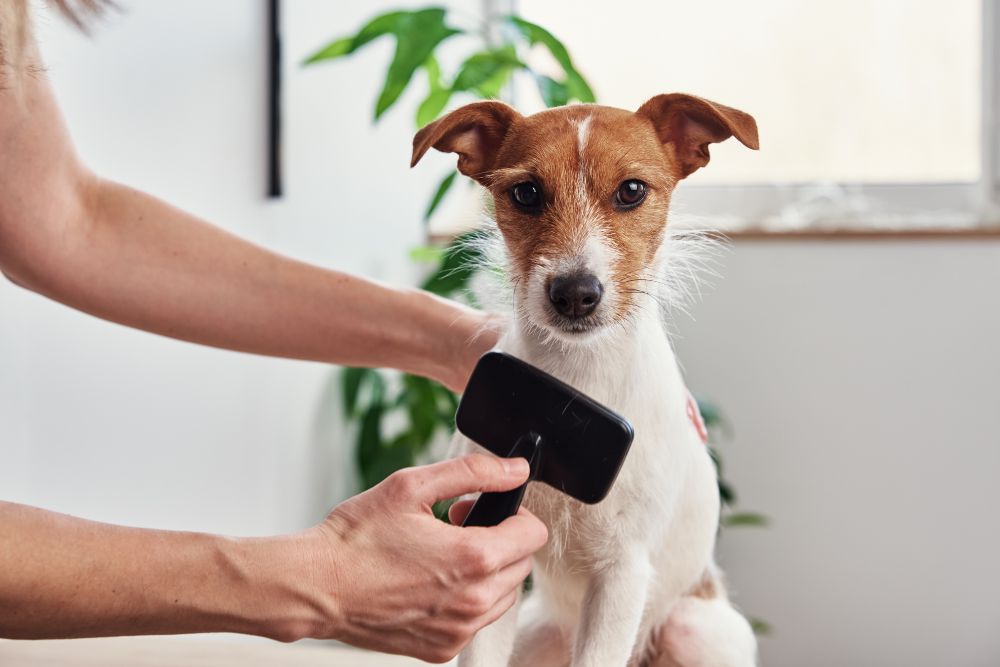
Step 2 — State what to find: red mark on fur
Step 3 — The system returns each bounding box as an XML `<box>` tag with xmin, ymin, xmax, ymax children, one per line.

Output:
<box><xmin>687</xmin><ymin>392</ymin><xmax>708</xmax><ymax>445</ymax></box>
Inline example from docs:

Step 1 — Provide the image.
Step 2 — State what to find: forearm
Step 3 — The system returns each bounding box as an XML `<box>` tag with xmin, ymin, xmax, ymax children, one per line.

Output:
<box><xmin>0</xmin><ymin>53</ymin><xmax>492</xmax><ymax>391</ymax></box>
<box><xmin>0</xmin><ymin>501</ymin><xmax>326</xmax><ymax>641</ymax></box>
<box><xmin>30</xmin><ymin>177</ymin><xmax>486</xmax><ymax>387</ymax></box>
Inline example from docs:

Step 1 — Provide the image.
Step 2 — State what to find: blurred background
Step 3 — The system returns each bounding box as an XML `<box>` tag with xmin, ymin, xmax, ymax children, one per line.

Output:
<box><xmin>2</xmin><ymin>1</ymin><xmax>999</xmax><ymax>666</ymax></box>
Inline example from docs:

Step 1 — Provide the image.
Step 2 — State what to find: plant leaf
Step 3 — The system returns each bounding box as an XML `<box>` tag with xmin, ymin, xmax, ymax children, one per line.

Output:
<box><xmin>375</xmin><ymin>9</ymin><xmax>462</xmax><ymax>120</ymax></box>
<box><xmin>722</xmin><ymin>512</ymin><xmax>769</xmax><ymax>528</ymax></box>
<box><xmin>533</xmin><ymin>73</ymin><xmax>570</xmax><ymax>108</ymax></box>
<box><xmin>695</xmin><ymin>395</ymin><xmax>722</xmax><ymax>427</ymax></box>
<box><xmin>341</xmin><ymin>366</ymin><xmax>374</xmax><ymax>417</ymax></box>
<box><xmin>423</xmin><ymin>171</ymin><xmax>458</xmax><ymax>222</ymax></box>
<box><xmin>409</xmin><ymin>245</ymin><xmax>446</xmax><ymax>263</ymax></box>
<box><xmin>364</xmin><ymin>433</ymin><xmax>416</xmax><ymax>489</ymax></box>
<box><xmin>302</xmin><ymin>11</ymin><xmax>407</xmax><ymax>64</ymax></box>
<box><xmin>452</xmin><ymin>46</ymin><xmax>525</xmax><ymax>93</ymax></box>
<box><xmin>416</xmin><ymin>88</ymin><xmax>453</xmax><ymax>127</ymax></box>
<box><xmin>420</xmin><ymin>231</ymin><xmax>487</xmax><ymax>297</ymax></box>
<box><xmin>506</xmin><ymin>16</ymin><xmax>596</xmax><ymax>102</ymax></box>
<box><xmin>718</xmin><ymin>479</ymin><xmax>736</xmax><ymax>505</ymax></box>
<box><xmin>749</xmin><ymin>617</ymin><xmax>773</xmax><ymax>636</ymax></box>
<box><xmin>356</xmin><ymin>402</ymin><xmax>385</xmax><ymax>487</ymax></box>
<box><xmin>473</xmin><ymin>66</ymin><xmax>515</xmax><ymax>99</ymax></box>
<box><xmin>433</xmin><ymin>497</ymin><xmax>455</xmax><ymax>522</ymax></box>
<box><xmin>302</xmin><ymin>9</ymin><xmax>462</xmax><ymax>121</ymax></box>
<box><xmin>416</xmin><ymin>54</ymin><xmax>453</xmax><ymax>127</ymax></box>
<box><xmin>402</xmin><ymin>374</ymin><xmax>441</xmax><ymax>448</ymax></box>
<box><xmin>423</xmin><ymin>53</ymin><xmax>443</xmax><ymax>89</ymax></box>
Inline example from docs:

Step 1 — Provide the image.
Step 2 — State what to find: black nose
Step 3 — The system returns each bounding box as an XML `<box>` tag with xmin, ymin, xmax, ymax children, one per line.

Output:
<box><xmin>548</xmin><ymin>273</ymin><xmax>604</xmax><ymax>319</ymax></box>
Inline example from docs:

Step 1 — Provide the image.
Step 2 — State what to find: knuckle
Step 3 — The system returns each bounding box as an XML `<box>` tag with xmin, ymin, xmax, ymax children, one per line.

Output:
<box><xmin>531</xmin><ymin>519</ymin><xmax>550</xmax><ymax>547</ymax></box>
<box><xmin>384</xmin><ymin>469</ymin><xmax>417</xmax><ymax>500</ymax></box>
<box><xmin>421</xmin><ymin>647</ymin><xmax>456</xmax><ymax>664</ymax></box>
<box><xmin>451</xmin><ymin>631</ymin><xmax>475</xmax><ymax>655</ymax></box>
<box><xmin>461</xmin><ymin>588</ymin><xmax>493</xmax><ymax>618</ymax></box>
<box><xmin>463</xmin><ymin>544</ymin><xmax>494</xmax><ymax>576</ymax></box>
<box><xmin>460</xmin><ymin>453</ymin><xmax>502</xmax><ymax>484</ymax></box>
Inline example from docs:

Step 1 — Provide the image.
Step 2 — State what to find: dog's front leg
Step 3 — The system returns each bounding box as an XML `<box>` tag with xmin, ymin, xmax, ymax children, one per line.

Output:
<box><xmin>572</xmin><ymin>548</ymin><xmax>653</xmax><ymax>667</ymax></box>
<box><xmin>459</xmin><ymin>591</ymin><xmax>521</xmax><ymax>667</ymax></box>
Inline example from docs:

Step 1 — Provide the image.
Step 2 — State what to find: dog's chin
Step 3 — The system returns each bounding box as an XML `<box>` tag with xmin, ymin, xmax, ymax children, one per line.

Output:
<box><xmin>540</xmin><ymin>312</ymin><xmax>612</xmax><ymax>345</ymax></box>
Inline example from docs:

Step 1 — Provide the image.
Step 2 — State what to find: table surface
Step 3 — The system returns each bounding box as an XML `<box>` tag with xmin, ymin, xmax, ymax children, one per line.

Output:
<box><xmin>0</xmin><ymin>636</ymin><xmax>440</xmax><ymax>667</ymax></box>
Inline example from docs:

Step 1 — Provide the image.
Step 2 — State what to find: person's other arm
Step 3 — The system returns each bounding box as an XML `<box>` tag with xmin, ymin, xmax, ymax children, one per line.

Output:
<box><xmin>0</xmin><ymin>455</ymin><xmax>546</xmax><ymax>663</ymax></box>
<box><xmin>0</xmin><ymin>43</ymin><xmax>495</xmax><ymax>392</ymax></box>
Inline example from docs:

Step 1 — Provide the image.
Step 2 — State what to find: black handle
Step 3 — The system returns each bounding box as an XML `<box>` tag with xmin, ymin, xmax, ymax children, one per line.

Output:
<box><xmin>462</xmin><ymin>432</ymin><xmax>542</xmax><ymax>528</ymax></box>
<box><xmin>461</xmin><ymin>483</ymin><xmax>530</xmax><ymax>527</ymax></box>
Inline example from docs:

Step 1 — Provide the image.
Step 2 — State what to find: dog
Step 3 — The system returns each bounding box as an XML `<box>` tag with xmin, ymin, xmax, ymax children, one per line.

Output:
<box><xmin>411</xmin><ymin>93</ymin><xmax>759</xmax><ymax>667</ymax></box>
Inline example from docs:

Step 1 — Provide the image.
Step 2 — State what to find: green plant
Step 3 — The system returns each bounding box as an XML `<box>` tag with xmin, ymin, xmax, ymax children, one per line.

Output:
<box><xmin>303</xmin><ymin>7</ymin><xmax>594</xmax><ymax>497</ymax></box>
<box><xmin>304</xmin><ymin>7</ymin><xmax>595</xmax><ymax>226</ymax></box>
<box><xmin>336</xmin><ymin>233</ymin><xmax>486</xmax><ymax>493</ymax></box>
<box><xmin>304</xmin><ymin>5</ymin><xmax>765</xmax><ymax>543</ymax></box>
<box><xmin>305</xmin><ymin>7</ymin><xmax>769</xmax><ymax>633</ymax></box>
<box><xmin>697</xmin><ymin>397</ymin><xmax>768</xmax><ymax>530</ymax></box>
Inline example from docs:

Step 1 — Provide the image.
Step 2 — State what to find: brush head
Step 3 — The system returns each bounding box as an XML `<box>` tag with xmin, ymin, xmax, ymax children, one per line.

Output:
<box><xmin>456</xmin><ymin>351</ymin><xmax>634</xmax><ymax>504</ymax></box>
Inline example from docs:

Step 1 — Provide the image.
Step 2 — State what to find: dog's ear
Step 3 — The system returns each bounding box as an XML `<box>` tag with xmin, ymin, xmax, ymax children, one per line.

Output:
<box><xmin>636</xmin><ymin>93</ymin><xmax>759</xmax><ymax>179</ymax></box>
<box><xmin>410</xmin><ymin>101</ymin><xmax>522</xmax><ymax>182</ymax></box>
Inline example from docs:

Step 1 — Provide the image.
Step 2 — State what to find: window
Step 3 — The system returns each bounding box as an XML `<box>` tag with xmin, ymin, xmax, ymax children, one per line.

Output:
<box><xmin>509</xmin><ymin>0</ymin><xmax>999</xmax><ymax>233</ymax></box>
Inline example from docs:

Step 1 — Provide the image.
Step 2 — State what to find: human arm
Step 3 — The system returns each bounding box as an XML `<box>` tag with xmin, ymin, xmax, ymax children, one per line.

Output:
<box><xmin>0</xmin><ymin>42</ymin><xmax>497</xmax><ymax>392</ymax></box>
<box><xmin>0</xmin><ymin>455</ymin><xmax>547</xmax><ymax>663</ymax></box>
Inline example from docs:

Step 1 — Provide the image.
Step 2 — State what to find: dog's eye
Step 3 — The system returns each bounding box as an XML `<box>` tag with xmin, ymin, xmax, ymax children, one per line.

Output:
<box><xmin>615</xmin><ymin>180</ymin><xmax>647</xmax><ymax>209</ymax></box>
<box><xmin>510</xmin><ymin>182</ymin><xmax>542</xmax><ymax>211</ymax></box>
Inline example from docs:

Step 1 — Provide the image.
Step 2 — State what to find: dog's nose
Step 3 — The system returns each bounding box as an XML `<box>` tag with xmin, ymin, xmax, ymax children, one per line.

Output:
<box><xmin>548</xmin><ymin>273</ymin><xmax>603</xmax><ymax>319</ymax></box>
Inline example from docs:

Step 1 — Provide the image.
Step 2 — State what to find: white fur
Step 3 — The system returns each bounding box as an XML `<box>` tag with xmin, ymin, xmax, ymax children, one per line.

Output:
<box><xmin>455</xmin><ymin>197</ymin><xmax>755</xmax><ymax>667</ymax></box>
<box><xmin>657</xmin><ymin>597</ymin><xmax>758</xmax><ymax>667</ymax></box>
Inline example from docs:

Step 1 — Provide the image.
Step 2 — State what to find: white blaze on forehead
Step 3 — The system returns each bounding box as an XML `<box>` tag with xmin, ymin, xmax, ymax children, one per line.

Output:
<box><xmin>575</xmin><ymin>115</ymin><xmax>593</xmax><ymax>202</ymax></box>
<box><xmin>576</xmin><ymin>115</ymin><xmax>592</xmax><ymax>154</ymax></box>
<box><xmin>582</xmin><ymin>232</ymin><xmax>616</xmax><ymax>284</ymax></box>
<box><xmin>544</xmin><ymin>232</ymin><xmax>617</xmax><ymax>283</ymax></box>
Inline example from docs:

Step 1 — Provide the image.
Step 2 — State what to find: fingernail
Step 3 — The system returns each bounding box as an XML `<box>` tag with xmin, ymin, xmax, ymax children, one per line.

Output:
<box><xmin>504</xmin><ymin>457</ymin><xmax>529</xmax><ymax>476</ymax></box>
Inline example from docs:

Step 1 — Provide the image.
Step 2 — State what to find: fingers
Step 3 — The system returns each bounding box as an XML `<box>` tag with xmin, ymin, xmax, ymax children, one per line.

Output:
<box><xmin>463</xmin><ymin>507</ymin><xmax>549</xmax><ymax>568</ymax></box>
<box><xmin>447</xmin><ymin>499</ymin><xmax>475</xmax><ymax>525</ymax></box>
<box><xmin>476</xmin><ymin>587</ymin><xmax>520</xmax><ymax>632</ymax></box>
<box><xmin>388</xmin><ymin>454</ymin><xmax>530</xmax><ymax>508</ymax></box>
<box><xmin>491</xmin><ymin>555</ymin><xmax>533</xmax><ymax>601</ymax></box>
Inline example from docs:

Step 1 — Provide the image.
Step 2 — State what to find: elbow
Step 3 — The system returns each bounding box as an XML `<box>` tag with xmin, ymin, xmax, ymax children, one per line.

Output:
<box><xmin>0</xmin><ymin>219</ymin><xmax>39</xmax><ymax>293</ymax></box>
<box><xmin>0</xmin><ymin>222</ymin><xmax>52</xmax><ymax>296</ymax></box>
<box><xmin>0</xmin><ymin>174</ymin><xmax>97</xmax><ymax>295</ymax></box>
<box><xmin>1</xmin><ymin>266</ymin><xmax>31</xmax><ymax>290</ymax></box>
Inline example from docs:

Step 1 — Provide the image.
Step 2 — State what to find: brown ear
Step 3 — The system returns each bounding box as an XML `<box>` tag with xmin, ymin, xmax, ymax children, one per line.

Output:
<box><xmin>636</xmin><ymin>93</ymin><xmax>759</xmax><ymax>179</ymax></box>
<box><xmin>410</xmin><ymin>101</ymin><xmax>521</xmax><ymax>183</ymax></box>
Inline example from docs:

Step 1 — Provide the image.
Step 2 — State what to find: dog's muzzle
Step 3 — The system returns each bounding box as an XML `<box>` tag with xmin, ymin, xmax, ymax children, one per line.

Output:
<box><xmin>548</xmin><ymin>272</ymin><xmax>604</xmax><ymax>320</ymax></box>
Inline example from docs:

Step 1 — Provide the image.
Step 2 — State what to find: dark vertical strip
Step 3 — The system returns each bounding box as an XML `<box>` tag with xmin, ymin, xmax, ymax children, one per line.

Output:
<box><xmin>267</xmin><ymin>0</ymin><xmax>282</xmax><ymax>198</ymax></box>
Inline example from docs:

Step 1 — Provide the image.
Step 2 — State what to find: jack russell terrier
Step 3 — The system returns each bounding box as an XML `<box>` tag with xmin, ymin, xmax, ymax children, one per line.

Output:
<box><xmin>411</xmin><ymin>93</ymin><xmax>759</xmax><ymax>667</ymax></box>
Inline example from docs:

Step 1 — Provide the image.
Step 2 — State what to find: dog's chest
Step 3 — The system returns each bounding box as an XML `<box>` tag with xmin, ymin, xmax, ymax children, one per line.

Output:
<box><xmin>523</xmin><ymin>409</ymin><xmax>676</xmax><ymax>568</ymax></box>
<box><xmin>497</xmin><ymin>324</ymin><xmax>701</xmax><ymax>568</ymax></box>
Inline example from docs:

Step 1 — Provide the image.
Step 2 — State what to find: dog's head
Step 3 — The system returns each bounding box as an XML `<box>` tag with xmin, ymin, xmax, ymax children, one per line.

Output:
<box><xmin>411</xmin><ymin>94</ymin><xmax>758</xmax><ymax>342</ymax></box>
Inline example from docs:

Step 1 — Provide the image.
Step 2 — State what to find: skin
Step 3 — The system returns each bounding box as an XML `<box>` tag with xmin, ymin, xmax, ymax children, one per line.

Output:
<box><xmin>0</xmin><ymin>35</ymin><xmax>549</xmax><ymax>661</ymax></box>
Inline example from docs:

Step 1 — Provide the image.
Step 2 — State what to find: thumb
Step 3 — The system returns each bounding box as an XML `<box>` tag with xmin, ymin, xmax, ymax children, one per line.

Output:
<box><xmin>404</xmin><ymin>454</ymin><xmax>529</xmax><ymax>506</ymax></box>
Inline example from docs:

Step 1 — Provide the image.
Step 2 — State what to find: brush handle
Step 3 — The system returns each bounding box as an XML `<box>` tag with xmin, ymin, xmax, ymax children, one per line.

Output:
<box><xmin>462</xmin><ymin>432</ymin><xmax>542</xmax><ymax>528</ymax></box>
<box><xmin>461</xmin><ymin>483</ymin><xmax>530</xmax><ymax>527</ymax></box>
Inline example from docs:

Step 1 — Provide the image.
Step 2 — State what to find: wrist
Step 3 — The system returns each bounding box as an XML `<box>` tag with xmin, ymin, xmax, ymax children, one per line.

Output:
<box><xmin>413</xmin><ymin>289</ymin><xmax>499</xmax><ymax>392</ymax></box>
<box><xmin>214</xmin><ymin>531</ymin><xmax>338</xmax><ymax>642</ymax></box>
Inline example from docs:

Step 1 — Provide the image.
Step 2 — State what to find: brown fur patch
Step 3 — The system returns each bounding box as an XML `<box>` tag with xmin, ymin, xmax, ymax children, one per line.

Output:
<box><xmin>411</xmin><ymin>95</ymin><xmax>757</xmax><ymax>333</ymax></box>
<box><xmin>687</xmin><ymin>568</ymin><xmax>726</xmax><ymax>600</ymax></box>
<box><xmin>485</xmin><ymin>105</ymin><xmax>680</xmax><ymax>318</ymax></box>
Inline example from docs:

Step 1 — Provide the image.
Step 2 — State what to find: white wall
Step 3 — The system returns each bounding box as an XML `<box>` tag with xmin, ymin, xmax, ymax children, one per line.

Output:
<box><xmin>2</xmin><ymin>3</ymin><xmax>999</xmax><ymax>666</ymax></box>
<box><xmin>1</xmin><ymin>0</ymin><xmax>463</xmax><ymax>536</ymax></box>
<box><xmin>674</xmin><ymin>240</ymin><xmax>1000</xmax><ymax>667</ymax></box>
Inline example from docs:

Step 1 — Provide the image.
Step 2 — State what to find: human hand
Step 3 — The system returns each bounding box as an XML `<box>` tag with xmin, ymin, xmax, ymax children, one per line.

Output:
<box><xmin>436</xmin><ymin>306</ymin><xmax>504</xmax><ymax>393</ymax></box>
<box><xmin>301</xmin><ymin>454</ymin><xmax>547</xmax><ymax>663</ymax></box>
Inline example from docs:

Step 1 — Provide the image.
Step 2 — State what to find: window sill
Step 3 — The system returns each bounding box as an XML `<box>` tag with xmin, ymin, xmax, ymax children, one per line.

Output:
<box><xmin>717</xmin><ymin>226</ymin><xmax>1000</xmax><ymax>240</ymax></box>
